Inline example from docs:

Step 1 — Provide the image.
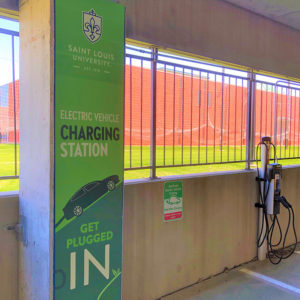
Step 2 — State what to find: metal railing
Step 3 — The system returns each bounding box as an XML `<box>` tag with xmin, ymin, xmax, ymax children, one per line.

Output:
<box><xmin>253</xmin><ymin>78</ymin><xmax>300</xmax><ymax>161</ymax></box>
<box><xmin>0</xmin><ymin>27</ymin><xmax>19</xmax><ymax>180</ymax></box>
<box><xmin>1</xmin><ymin>41</ymin><xmax>300</xmax><ymax>181</ymax></box>
<box><xmin>124</xmin><ymin>47</ymin><xmax>152</xmax><ymax>173</ymax></box>
<box><xmin>124</xmin><ymin>46</ymin><xmax>300</xmax><ymax>178</ymax></box>
<box><xmin>154</xmin><ymin>53</ymin><xmax>249</xmax><ymax>168</ymax></box>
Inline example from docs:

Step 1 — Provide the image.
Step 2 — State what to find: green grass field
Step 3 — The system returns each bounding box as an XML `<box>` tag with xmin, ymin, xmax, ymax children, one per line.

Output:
<box><xmin>0</xmin><ymin>144</ymin><xmax>19</xmax><ymax>192</ymax></box>
<box><xmin>1</xmin><ymin>144</ymin><xmax>300</xmax><ymax>191</ymax></box>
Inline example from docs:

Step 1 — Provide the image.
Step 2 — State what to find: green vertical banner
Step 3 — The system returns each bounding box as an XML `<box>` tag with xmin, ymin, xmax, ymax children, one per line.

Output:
<box><xmin>54</xmin><ymin>0</ymin><xmax>124</xmax><ymax>299</ymax></box>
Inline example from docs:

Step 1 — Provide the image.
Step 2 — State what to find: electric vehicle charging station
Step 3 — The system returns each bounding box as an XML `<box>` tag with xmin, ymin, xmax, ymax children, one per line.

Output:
<box><xmin>256</xmin><ymin>137</ymin><xmax>298</xmax><ymax>264</ymax></box>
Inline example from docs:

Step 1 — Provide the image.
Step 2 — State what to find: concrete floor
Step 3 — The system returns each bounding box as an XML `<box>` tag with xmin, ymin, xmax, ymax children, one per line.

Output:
<box><xmin>162</xmin><ymin>246</ymin><xmax>300</xmax><ymax>300</ymax></box>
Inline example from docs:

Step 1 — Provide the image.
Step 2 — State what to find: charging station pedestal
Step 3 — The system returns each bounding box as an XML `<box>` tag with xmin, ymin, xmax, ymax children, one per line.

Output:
<box><xmin>257</xmin><ymin>136</ymin><xmax>270</xmax><ymax>261</ymax></box>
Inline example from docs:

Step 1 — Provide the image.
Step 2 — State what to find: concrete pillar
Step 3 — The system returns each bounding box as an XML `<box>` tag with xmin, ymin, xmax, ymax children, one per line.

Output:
<box><xmin>19</xmin><ymin>0</ymin><xmax>54</xmax><ymax>299</ymax></box>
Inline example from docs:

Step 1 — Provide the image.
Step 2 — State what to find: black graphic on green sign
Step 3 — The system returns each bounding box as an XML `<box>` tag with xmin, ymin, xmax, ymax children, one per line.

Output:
<box><xmin>54</xmin><ymin>0</ymin><xmax>124</xmax><ymax>298</ymax></box>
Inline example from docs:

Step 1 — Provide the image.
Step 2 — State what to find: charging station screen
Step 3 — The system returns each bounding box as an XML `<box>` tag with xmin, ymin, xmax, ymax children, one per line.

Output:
<box><xmin>54</xmin><ymin>0</ymin><xmax>124</xmax><ymax>298</ymax></box>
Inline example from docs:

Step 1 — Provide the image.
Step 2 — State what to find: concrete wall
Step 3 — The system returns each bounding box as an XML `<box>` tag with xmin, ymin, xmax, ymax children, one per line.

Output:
<box><xmin>122</xmin><ymin>168</ymin><xmax>300</xmax><ymax>300</ymax></box>
<box><xmin>0</xmin><ymin>193</ymin><xmax>19</xmax><ymax>300</ymax></box>
<box><xmin>19</xmin><ymin>0</ymin><xmax>54</xmax><ymax>299</ymax></box>
<box><xmin>0</xmin><ymin>167</ymin><xmax>300</xmax><ymax>300</ymax></box>
<box><xmin>117</xmin><ymin>0</ymin><xmax>300</xmax><ymax>79</ymax></box>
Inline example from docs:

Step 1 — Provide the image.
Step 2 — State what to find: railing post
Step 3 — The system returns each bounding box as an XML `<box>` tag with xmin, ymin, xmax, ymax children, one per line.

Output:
<box><xmin>273</xmin><ymin>84</ymin><xmax>278</xmax><ymax>147</ymax></box>
<box><xmin>150</xmin><ymin>47</ymin><xmax>158</xmax><ymax>179</ymax></box>
<box><xmin>246</xmin><ymin>71</ymin><xmax>255</xmax><ymax>169</ymax></box>
<box><xmin>11</xmin><ymin>35</ymin><xmax>18</xmax><ymax>176</ymax></box>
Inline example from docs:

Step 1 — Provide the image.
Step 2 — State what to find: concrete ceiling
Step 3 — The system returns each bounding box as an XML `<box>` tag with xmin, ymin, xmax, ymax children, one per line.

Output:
<box><xmin>223</xmin><ymin>0</ymin><xmax>300</xmax><ymax>31</ymax></box>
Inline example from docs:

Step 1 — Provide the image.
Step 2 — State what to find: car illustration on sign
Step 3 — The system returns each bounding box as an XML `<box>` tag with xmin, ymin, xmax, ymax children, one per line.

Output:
<box><xmin>166</xmin><ymin>196</ymin><xmax>181</xmax><ymax>205</ymax></box>
<box><xmin>62</xmin><ymin>175</ymin><xmax>119</xmax><ymax>220</ymax></box>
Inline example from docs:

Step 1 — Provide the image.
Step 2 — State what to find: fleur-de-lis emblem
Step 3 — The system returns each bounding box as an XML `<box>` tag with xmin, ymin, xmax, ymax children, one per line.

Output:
<box><xmin>82</xmin><ymin>9</ymin><xmax>102</xmax><ymax>43</ymax></box>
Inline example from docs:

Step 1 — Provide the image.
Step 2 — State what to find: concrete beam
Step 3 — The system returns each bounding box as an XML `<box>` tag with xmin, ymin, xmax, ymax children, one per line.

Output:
<box><xmin>117</xmin><ymin>0</ymin><xmax>300</xmax><ymax>79</ymax></box>
<box><xmin>4</xmin><ymin>0</ymin><xmax>300</xmax><ymax>79</ymax></box>
<box><xmin>0</xmin><ymin>0</ymin><xmax>18</xmax><ymax>11</ymax></box>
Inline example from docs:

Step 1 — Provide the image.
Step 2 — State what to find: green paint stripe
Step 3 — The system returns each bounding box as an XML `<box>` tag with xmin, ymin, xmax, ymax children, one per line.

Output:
<box><xmin>97</xmin><ymin>271</ymin><xmax>121</xmax><ymax>300</ymax></box>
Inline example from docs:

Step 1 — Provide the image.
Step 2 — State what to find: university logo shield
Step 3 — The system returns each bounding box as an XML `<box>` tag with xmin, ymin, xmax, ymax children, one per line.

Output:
<box><xmin>82</xmin><ymin>9</ymin><xmax>102</xmax><ymax>43</ymax></box>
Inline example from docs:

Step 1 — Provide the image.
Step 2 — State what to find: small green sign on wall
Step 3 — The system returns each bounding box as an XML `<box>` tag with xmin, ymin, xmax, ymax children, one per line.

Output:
<box><xmin>163</xmin><ymin>181</ymin><xmax>183</xmax><ymax>222</ymax></box>
<box><xmin>54</xmin><ymin>0</ymin><xmax>125</xmax><ymax>299</ymax></box>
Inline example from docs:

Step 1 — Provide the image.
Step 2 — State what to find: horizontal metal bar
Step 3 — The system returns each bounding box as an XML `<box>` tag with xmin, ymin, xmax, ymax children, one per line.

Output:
<box><xmin>124</xmin><ymin>166</ymin><xmax>151</xmax><ymax>171</ymax></box>
<box><xmin>126</xmin><ymin>46</ymin><xmax>152</xmax><ymax>54</ymax></box>
<box><xmin>157</xmin><ymin>51</ymin><xmax>249</xmax><ymax>74</ymax></box>
<box><xmin>125</xmin><ymin>53</ymin><xmax>152</xmax><ymax>62</ymax></box>
<box><xmin>125</xmin><ymin>160</ymin><xmax>248</xmax><ymax>171</ymax></box>
<box><xmin>125</xmin><ymin>49</ymin><xmax>249</xmax><ymax>80</ymax></box>
<box><xmin>254</xmin><ymin>80</ymin><xmax>277</xmax><ymax>86</ymax></box>
<box><xmin>276</xmin><ymin>80</ymin><xmax>300</xmax><ymax>88</ymax></box>
<box><xmin>253</xmin><ymin>71</ymin><xmax>300</xmax><ymax>83</ymax></box>
<box><xmin>276</xmin><ymin>156</ymin><xmax>300</xmax><ymax>160</ymax></box>
<box><xmin>254</xmin><ymin>80</ymin><xmax>300</xmax><ymax>91</ymax></box>
<box><xmin>249</xmin><ymin>156</ymin><xmax>300</xmax><ymax>162</ymax></box>
<box><xmin>156</xmin><ymin>160</ymin><xmax>247</xmax><ymax>169</ymax></box>
<box><xmin>156</xmin><ymin>60</ymin><xmax>248</xmax><ymax>80</ymax></box>
<box><xmin>0</xmin><ymin>28</ymin><xmax>19</xmax><ymax>36</ymax></box>
<box><xmin>0</xmin><ymin>176</ymin><xmax>19</xmax><ymax>180</ymax></box>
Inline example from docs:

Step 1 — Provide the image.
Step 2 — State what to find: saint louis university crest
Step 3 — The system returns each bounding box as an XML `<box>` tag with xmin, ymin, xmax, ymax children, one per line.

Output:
<box><xmin>82</xmin><ymin>9</ymin><xmax>102</xmax><ymax>43</ymax></box>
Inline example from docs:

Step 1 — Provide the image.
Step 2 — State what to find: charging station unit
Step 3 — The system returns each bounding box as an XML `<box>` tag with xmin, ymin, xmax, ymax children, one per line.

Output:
<box><xmin>256</xmin><ymin>137</ymin><xmax>298</xmax><ymax>264</ymax></box>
